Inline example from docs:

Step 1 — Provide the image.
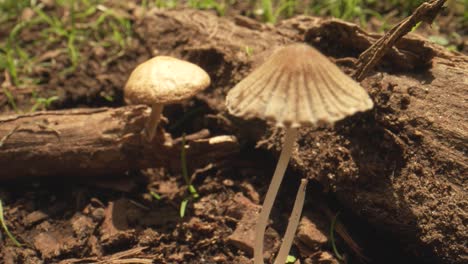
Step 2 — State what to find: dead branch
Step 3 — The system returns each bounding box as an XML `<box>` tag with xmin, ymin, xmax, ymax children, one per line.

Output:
<box><xmin>353</xmin><ymin>0</ymin><xmax>447</xmax><ymax>80</ymax></box>
<box><xmin>0</xmin><ymin>106</ymin><xmax>238</xmax><ymax>180</ymax></box>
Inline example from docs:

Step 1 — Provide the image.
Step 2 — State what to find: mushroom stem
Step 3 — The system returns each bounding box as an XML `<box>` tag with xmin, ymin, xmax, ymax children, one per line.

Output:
<box><xmin>144</xmin><ymin>103</ymin><xmax>164</xmax><ymax>141</ymax></box>
<box><xmin>254</xmin><ymin>127</ymin><xmax>298</xmax><ymax>264</ymax></box>
<box><xmin>274</xmin><ymin>178</ymin><xmax>308</xmax><ymax>264</ymax></box>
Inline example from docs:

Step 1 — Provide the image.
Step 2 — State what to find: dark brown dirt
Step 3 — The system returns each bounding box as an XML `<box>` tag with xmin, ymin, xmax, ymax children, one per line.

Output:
<box><xmin>0</xmin><ymin>3</ymin><xmax>466</xmax><ymax>264</ymax></box>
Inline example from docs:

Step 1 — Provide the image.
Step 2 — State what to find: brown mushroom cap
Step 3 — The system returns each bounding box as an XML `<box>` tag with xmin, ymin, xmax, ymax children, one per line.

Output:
<box><xmin>124</xmin><ymin>56</ymin><xmax>211</xmax><ymax>105</ymax></box>
<box><xmin>226</xmin><ymin>43</ymin><xmax>373</xmax><ymax>127</ymax></box>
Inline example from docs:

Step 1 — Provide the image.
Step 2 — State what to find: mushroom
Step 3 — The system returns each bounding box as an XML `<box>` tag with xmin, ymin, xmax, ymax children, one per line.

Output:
<box><xmin>124</xmin><ymin>56</ymin><xmax>211</xmax><ymax>141</ymax></box>
<box><xmin>225</xmin><ymin>43</ymin><xmax>373</xmax><ymax>264</ymax></box>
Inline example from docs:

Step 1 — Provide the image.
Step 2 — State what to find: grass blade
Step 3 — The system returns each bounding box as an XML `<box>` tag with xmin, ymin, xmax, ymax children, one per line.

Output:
<box><xmin>150</xmin><ymin>191</ymin><xmax>162</xmax><ymax>201</ymax></box>
<box><xmin>181</xmin><ymin>133</ymin><xmax>199</xmax><ymax>199</ymax></box>
<box><xmin>180</xmin><ymin>198</ymin><xmax>189</xmax><ymax>218</ymax></box>
<box><xmin>0</xmin><ymin>200</ymin><xmax>22</xmax><ymax>247</ymax></box>
<box><xmin>330</xmin><ymin>212</ymin><xmax>344</xmax><ymax>260</ymax></box>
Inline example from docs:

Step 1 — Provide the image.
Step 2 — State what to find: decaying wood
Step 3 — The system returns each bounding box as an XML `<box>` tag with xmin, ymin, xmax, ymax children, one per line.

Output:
<box><xmin>0</xmin><ymin>106</ymin><xmax>238</xmax><ymax>179</ymax></box>
<box><xmin>133</xmin><ymin>8</ymin><xmax>467</xmax><ymax>263</ymax></box>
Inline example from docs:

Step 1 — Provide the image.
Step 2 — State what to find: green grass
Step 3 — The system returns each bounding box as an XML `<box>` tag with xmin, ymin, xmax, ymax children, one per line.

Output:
<box><xmin>0</xmin><ymin>0</ymin><xmax>465</xmax><ymax>112</ymax></box>
<box><xmin>139</xmin><ymin>0</ymin><xmax>468</xmax><ymax>30</ymax></box>
<box><xmin>146</xmin><ymin>0</ymin><xmax>455</xmax><ymax>23</ymax></box>
<box><xmin>0</xmin><ymin>0</ymin><xmax>133</xmax><ymax>111</ymax></box>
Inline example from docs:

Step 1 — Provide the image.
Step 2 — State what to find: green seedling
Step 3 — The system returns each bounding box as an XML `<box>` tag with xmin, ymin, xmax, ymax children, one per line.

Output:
<box><xmin>181</xmin><ymin>133</ymin><xmax>199</xmax><ymax>199</ymax></box>
<box><xmin>0</xmin><ymin>200</ymin><xmax>22</xmax><ymax>247</ymax></box>
<box><xmin>180</xmin><ymin>198</ymin><xmax>189</xmax><ymax>218</ymax></box>
<box><xmin>330</xmin><ymin>212</ymin><xmax>344</xmax><ymax>261</ymax></box>
<box><xmin>30</xmin><ymin>95</ymin><xmax>59</xmax><ymax>112</ymax></box>
<box><xmin>285</xmin><ymin>255</ymin><xmax>296</xmax><ymax>263</ymax></box>
<box><xmin>150</xmin><ymin>190</ymin><xmax>162</xmax><ymax>201</ymax></box>
<box><xmin>179</xmin><ymin>133</ymin><xmax>199</xmax><ymax>218</ymax></box>
<box><xmin>101</xmin><ymin>93</ymin><xmax>114</xmax><ymax>102</ymax></box>
<box><xmin>244</xmin><ymin>46</ymin><xmax>254</xmax><ymax>57</ymax></box>
<box><xmin>411</xmin><ymin>21</ymin><xmax>422</xmax><ymax>32</ymax></box>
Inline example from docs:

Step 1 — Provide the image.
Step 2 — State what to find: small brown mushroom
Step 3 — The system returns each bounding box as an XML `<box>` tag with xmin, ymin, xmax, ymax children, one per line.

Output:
<box><xmin>226</xmin><ymin>43</ymin><xmax>373</xmax><ymax>264</ymax></box>
<box><xmin>124</xmin><ymin>56</ymin><xmax>211</xmax><ymax>141</ymax></box>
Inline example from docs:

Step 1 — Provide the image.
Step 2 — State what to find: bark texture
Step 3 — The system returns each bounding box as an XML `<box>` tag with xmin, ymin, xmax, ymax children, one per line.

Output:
<box><xmin>0</xmin><ymin>105</ymin><xmax>238</xmax><ymax>179</ymax></box>
<box><xmin>133</xmin><ymin>9</ymin><xmax>467</xmax><ymax>263</ymax></box>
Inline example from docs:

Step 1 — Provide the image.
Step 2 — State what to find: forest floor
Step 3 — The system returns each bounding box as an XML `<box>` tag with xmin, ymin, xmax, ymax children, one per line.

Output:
<box><xmin>0</xmin><ymin>1</ymin><xmax>466</xmax><ymax>264</ymax></box>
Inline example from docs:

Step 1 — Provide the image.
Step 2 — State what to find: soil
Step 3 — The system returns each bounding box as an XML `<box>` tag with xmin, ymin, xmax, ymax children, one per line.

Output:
<box><xmin>0</xmin><ymin>2</ymin><xmax>466</xmax><ymax>264</ymax></box>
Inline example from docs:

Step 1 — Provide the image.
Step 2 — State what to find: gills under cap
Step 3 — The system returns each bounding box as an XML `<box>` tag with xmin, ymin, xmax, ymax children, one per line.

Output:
<box><xmin>125</xmin><ymin>56</ymin><xmax>211</xmax><ymax>105</ymax></box>
<box><xmin>226</xmin><ymin>43</ymin><xmax>374</xmax><ymax>128</ymax></box>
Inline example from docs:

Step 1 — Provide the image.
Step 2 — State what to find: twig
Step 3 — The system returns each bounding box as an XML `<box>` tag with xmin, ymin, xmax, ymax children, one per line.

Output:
<box><xmin>59</xmin><ymin>246</ymin><xmax>153</xmax><ymax>264</ymax></box>
<box><xmin>0</xmin><ymin>107</ymin><xmax>111</xmax><ymax>123</ymax></box>
<box><xmin>353</xmin><ymin>0</ymin><xmax>447</xmax><ymax>81</ymax></box>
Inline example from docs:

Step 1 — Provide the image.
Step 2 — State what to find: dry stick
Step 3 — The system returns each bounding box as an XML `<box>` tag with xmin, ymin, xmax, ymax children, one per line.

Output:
<box><xmin>274</xmin><ymin>178</ymin><xmax>308</xmax><ymax>264</ymax></box>
<box><xmin>254</xmin><ymin>127</ymin><xmax>298</xmax><ymax>264</ymax></box>
<box><xmin>353</xmin><ymin>0</ymin><xmax>447</xmax><ymax>81</ymax></box>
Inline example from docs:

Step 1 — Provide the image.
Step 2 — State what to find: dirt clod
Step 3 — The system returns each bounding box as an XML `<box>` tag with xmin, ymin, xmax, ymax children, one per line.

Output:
<box><xmin>33</xmin><ymin>232</ymin><xmax>61</xmax><ymax>259</ymax></box>
<box><xmin>297</xmin><ymin>215</ymin><xmax>328</xmax><ymax>248</ymax></box>
<box><xmin>24</xmin><ymin>211</ymin><xmax>49</xmax><ymax>227</ymax></box>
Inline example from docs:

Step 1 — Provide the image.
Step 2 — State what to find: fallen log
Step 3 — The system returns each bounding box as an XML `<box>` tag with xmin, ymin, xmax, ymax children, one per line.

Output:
<box><xmin>132</xmin><ymin>7</ymin><xmax>467</xmax><ymax>263</ymax></box>
<box><xmin>0</xmin><ymin>105</ymin><xmax>238</xmax><ymax>179</ymax></box>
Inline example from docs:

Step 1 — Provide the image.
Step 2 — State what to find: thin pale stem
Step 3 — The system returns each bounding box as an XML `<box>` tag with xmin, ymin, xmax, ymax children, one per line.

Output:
<box><xmin>254</xmin><ymin>127</ymin><xmax>298</xmax><ymax>264</ymax></box>
<box><xmin>144</xmin><ymin>103</ymin><xmax>164</xmax><ymax>141</ymax></box>
<box><xmin>274</xmin><ymin>178</ymin><xmax>308</xmax><ymax>264</ymax></box>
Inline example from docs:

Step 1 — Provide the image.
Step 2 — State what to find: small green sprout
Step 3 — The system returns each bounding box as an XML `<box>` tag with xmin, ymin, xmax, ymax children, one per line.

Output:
<box><xmin>285</xmin><ymin>255</ymin><xmax>296</xmax><ymax>263</ymax></box>
<box><xmin>179</xmin><ymin>133</ymin><xmax>199</xmax><ymax>218</ymax></box>
<box><xmin>180</xmin><ymin>198</ymin><xmax>189</xmax><ymax>218</ymax></box>
<box><xmin>30</xmin><ymin>95</ymin><xmax>59</xmax><ymax>112</ymax></box>
<box><xmin>150</xmin><ymin>191</ymin><xmax>162</xmax><ymax>201</ymax></box>
<box><xmin>244</xmin><ymin>46</ymin><xmax>254</xmax><ymax>57</ymax></box>
<box><xmin>411</xmin><ymin>21</ymin><xmax>422</xmax><ymax>32</ymax></box>
<box><xmin>330</xmin><ymin>212</ymin><xmax>344</xmax><ymax>261</ymax></box>
<box><xmin>0</xmin><ymin>200</ymin><xmax>22</xmax><ymax>247</ymax></box>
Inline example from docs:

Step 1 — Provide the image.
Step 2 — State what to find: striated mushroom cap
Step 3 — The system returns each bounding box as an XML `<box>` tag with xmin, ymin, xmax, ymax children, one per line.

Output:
<box><xmin>124</xmin><ymin>56</ymin><xmax>211</xmax><ymax>105</ymax></box>
<box><xmin>226</xmin><ymin>43</ymin><xmax>373</xmax><ymax>128</ymax></box>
